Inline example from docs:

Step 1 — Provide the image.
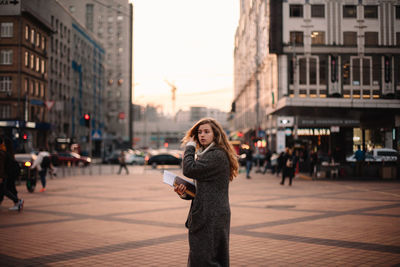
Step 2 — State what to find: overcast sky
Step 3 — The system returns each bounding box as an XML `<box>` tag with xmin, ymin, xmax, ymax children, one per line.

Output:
<box><xmin>131</xmin><ymin>0</ymin><xmax>239</xmax><ymax>115</ymax></box>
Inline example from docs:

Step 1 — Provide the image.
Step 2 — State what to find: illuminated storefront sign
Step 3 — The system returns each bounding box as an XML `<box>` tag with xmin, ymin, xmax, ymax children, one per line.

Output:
<box><xmin>297</xmin><ymin>128</ymin><xmax>331</xmax><ymax>136</ymax></box>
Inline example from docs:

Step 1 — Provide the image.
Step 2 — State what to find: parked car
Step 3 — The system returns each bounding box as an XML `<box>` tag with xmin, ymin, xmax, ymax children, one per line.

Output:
<box><xmin>126</xmin><ymin>153</ymin><xmax>145</xmax><ymax>165</ymax></box>
<box><xmin>370</xmin><ymin>148</ymin><xmax>398</xmax><ymax>162</ymax></box>
<box><xmin>53</xmin><ymin>152</ymin><xmax>91</xmax><ymax>166</ymax></box>
<box><xmin>346</xmin><ymin>153</ymin><xmax>376</xmax><ymax>162</ymax></box>
<box><xmin>147</xmin><ymin>153</ymin><xmax>182</xmax><ymax>168</ymax></box>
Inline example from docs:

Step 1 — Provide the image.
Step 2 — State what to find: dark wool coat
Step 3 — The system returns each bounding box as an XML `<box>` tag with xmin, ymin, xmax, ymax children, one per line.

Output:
<box><xmin>182</xmin><ymin>145</ymin><xmax>231</xmax><ymax>267</ymax></box>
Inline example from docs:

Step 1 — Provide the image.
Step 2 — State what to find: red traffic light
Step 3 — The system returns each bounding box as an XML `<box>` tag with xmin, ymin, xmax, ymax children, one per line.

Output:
<box><xmin>23</xmin><ymin>133</ymin><xmax>28</xmax><ymax>140</ymax></box>
<box><xmin>84</xmin><ymin>114</ymin><xmax>90</xmax><ymax>120</ymax></box>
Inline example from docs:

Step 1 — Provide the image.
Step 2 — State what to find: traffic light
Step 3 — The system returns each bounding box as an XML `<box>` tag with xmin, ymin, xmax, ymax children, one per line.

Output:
<box><xmin>384</xmin><ymin>56</ymin><xmax>391</xmax><ymax>83</ymax></box>
<box><xmin>331</xmin><ymin>56</ymin><xmax>337</xmax><ymax>83</ymax></box>
<box><xmin>22</xmin><ymin>133</ymin><xmax>28</xmax><ymax>142</ymax></box>
<box><xmin>84</xmin><ymin>113</ymin><xmax>90</xmax><ymax>127</ymax></box>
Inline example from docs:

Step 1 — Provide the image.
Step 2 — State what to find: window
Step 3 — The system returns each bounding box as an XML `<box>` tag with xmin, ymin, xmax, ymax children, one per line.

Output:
<box><xmin>372</xmin><ymin>56</ymin><xmax>381</xmax><ymax>85</ymax></box>
<box><xmin>352</xmin><ymin>58</ymin><xmax>360</xmax><ymax>85</ymax></box>
<box><xmin>311</xmin><ymin>31</ymin><xmax>325</xmax><ymax>45</ymax></box>
<box><xmin>35</xmin><ymin>81</ymin><xmax>39</xmax><ymax>96</ymax></box>
<box><xmin>25</xmin><ymin>51</ymin><xmax>29</xmax><ymax>67</ymax></box>
<box><xmin>36</xmin><ymin>57</ymin><xmax>40</xmax><ymax>72</ymax></box>
<box><xmin>365</xmin><ymin>32</ymin><xmax>378</xmax><ymax>46</ymax></box>
<box><xmin>86</xmin><ymin>4</ymin><xmax>94</xmax><ymax>32</ymax></box>
<box><xmin>69</xmin><ymin>5</ymin><xmax>75</xmax><ymax>13</ymax></box>
<box><xmin>319</xmin><ymin>55</ymin><xmax>327</xmax><ymax>85</ymax></box>
<box><xmin>36</xmin><ymin>32</ymin><xmax>40</xmax><ymax>47</ymax></box>
<box><xmin>309</xmin><ymin>58</ymin><xmax>317</xmax><ymax>85</ymax></box>
<box><xmin>343</xmin><ymin>5</ymin><xmax>357</xmax><ymax>18</ymax></box>
<box><xmin>290</xmin><ymin>5</ymin><xmax>303</xmax><ymax>17</ymax></box>
<box><xmin>364</xmin><ymin>6</ymin><xmax>378</xmax><ymax>18</ymax></box>
<box><xmin>30</xmin><ymin>54</ymin><xmax>34</xmax><ymax>69</ymax></box>
<box><xmin>311</xmin><ymin>5</ymin><xmax>324</xmax><ymax>18</ymax></box>
<box><xmin>41</xmin><ymin>59</ymin><xmax>45</xmax><ymax>74</ymax></box>
<box><xmin>1</xmin><ymin>22</ymin><xmax>13</xmax><ymax>37</ymax></box>
<box><xmin>0</xmin><ymin>105</ymin><xmax>11</xmax><ymax>119</ymax></box>
<box><xmin>396</xmin><ymin>6</ymin><xmax>400</xmax><ymax>19</ymax></box>
<box><xmin>0</xmin><ymin>76</ymin><xmax>12</xmax><ymax>92</ymax></box>
<box><xmin>343</xmin><ymin>32</ymin><xmax>357</xmax><ymax>46</ymax></box>
<box><xmin>31</xmin><ymin>28</ymin><xmax>35</xmax><ymax>44</ymax></box>
<box><xmin>299</xmin><ymin>58</ymin><xmax>307</xmax><ymax>85</ymax></box>
<box><xmin>24</xmin><ymin>78</ymin><xmax>28</xmax><ymax>93</ymax></box>
<box><xmin>397</xmin><ymin>32</ymin><xmax>400</xmax><ymax>46</ymax></box>
<box><xmin>25</xmin><ymin>25</ymin><xmax>29</xmax><ymax>40</ymax></box>
<box><xmin>290</xmin><ymin>31</ymin><xmax>303</xmax><ymax>45</ymax></box>
<box><xmin>363</xmin><ymin>58</ymin><xmax>370</xmax><ymax>85</ymax></box>
<box><xmin>29</xmin><ymin>79</ymin><xmax>33</xmax><ymax>95</ymax></box>
<box><xmin>342</xmin><ymin>55</ymin><xmax>350</xmax><ymax>85</ymax></box>
<box><xmin>0</xmin><ymin>50</ymin><xmax>13</xmax><ymax>65</ymax></box>
<box><xmin>41</xmin><ymin>36</ymin><xmax>46</xmax><ymax>50</ymax></box>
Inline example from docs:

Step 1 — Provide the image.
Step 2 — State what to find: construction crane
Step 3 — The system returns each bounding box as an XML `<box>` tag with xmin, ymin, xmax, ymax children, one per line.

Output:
<box><xmin>164</xmin><ymin>79</ymin><xmax>177</xmax><ymax>116</ymax></box>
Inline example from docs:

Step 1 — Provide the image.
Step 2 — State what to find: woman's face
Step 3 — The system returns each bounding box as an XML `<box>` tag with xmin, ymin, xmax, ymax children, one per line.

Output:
<box><xmin>197</xmin><ymin>123</ymin><xmax>214</xmax><ymax>147</ymax></box>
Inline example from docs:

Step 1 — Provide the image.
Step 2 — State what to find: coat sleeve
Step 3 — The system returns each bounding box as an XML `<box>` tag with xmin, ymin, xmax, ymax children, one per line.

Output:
<box><xmin>182</xmin><ymin>146</ymin><xmax>228</xmax><ymax>181</ymax></box>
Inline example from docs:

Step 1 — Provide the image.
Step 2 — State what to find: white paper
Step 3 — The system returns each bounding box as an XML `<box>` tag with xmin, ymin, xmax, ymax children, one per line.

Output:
<box><xmin>163</xmin><ymin>170</ymin><xmax>176</xmax><ymax>187</ymax></box>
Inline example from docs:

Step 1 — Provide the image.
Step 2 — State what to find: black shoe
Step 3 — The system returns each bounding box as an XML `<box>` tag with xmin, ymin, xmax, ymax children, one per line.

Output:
<box><xmin>280</xmin><ymin>182</ymin><xmax>284</xmax><ymax>185</ymax></box>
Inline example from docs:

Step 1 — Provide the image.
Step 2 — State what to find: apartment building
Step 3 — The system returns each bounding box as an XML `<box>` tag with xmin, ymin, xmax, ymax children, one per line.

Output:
<box><xmin>0</xmin><ymin>0</ymin><xmax>106</xmax><ymax>154</ymax></box>
<box><xmin>0</xmin><ymin>1</ymin><xmax>52</xmax><ymax>151</ymax></box>
<box><xmin>233</xmin><ymin>0</ymin><xmax>400</xmax><ymax>161</ymax></box>
<box><xmin>58</xmin><ymin>0</ymin><xmax>133</xmax><ymax>147</ymax></box>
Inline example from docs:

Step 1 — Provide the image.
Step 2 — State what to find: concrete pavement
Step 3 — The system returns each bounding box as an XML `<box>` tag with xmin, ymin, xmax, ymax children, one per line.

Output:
<box><xmin>0</xmin><ymin>165</ymin><xmax>400</xmax><ymax>266</ymax></box>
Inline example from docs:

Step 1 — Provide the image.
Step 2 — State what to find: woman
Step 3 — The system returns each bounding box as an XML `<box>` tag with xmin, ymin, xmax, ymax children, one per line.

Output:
<box><xmin>174</xmin><ymin>118</ymin><xmax>238</xmax><ymax>267</ymax></box>
<box><xmin>280</xmin><ymin>147</ymin><xmax>297</xmax><ymax>186</ymax></box>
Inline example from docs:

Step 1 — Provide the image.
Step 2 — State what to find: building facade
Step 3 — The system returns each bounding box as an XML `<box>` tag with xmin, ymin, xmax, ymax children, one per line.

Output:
<box><xmin>0</xmin><ymin>1</ymin><xmax>52</xmax><ymax>151</ymax></box>
<box><xmin>0</xmin><ymin>0</ymin><xmax>106</xmax><ymax>154</ymax></box>
<box><xmin>59</xmin><ymin>0</ymin><xmax>133</xmax><ymax>147</ymax></box>
<box><xmin>233</xmin><ymin>0</ymin><xmax>400</xmax><ymax>162</ymax></box>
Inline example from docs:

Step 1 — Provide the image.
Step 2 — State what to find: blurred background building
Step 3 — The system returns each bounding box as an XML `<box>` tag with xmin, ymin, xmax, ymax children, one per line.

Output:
<box><xmin>0</xmin><ymin>0</ymin><xmax>132</xmax><ymax>157</ymax></box>
<box><xmin>58</xmin><ymin>0</ymin><xmax>133</xmax><ymax>149</ymax></box>
<box><xmin>232</xmin><ymin>0</ymin><xmax>400</xmax><ymax>162</ymax></box>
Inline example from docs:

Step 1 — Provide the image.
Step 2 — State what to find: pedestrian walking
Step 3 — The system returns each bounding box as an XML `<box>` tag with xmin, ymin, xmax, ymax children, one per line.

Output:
<box><xmin>262</xmin><ymin>148</ymin><xmax>272</xmax><ymax>174</ymax></box>
<box><xmin>280</xmin><ymin>147</ymin><xmax>297</xmax><ymax>186</ymax></box>
<box><xmin>244</xmin><ymin>145</ymin><xmax>253</xmax><ymax>179</ymax></box>
<box><xmin>174</xmin><ymin>117</ymin><xmax>239</xmax><ymax>267</ymax></box>
<box><xmin>276</xmin><ymin>151</ymin><xmax>285</xmax><ymax>176</ymax></box>
<box><xmin>31</xmin><ymin>148</ymin><xmax>52</xmax><ymax>192</ymax></box>
<box><xmin>0</xmin><ymin>136</ymin><xmax>24</xmax><ymax>211</ymax></box>
<box><xmin>117</xmin><ymin>150</ymin><xmax>129</xmax><ymax>175</ymax></box>
<box><xmin>309</xmin><ymin>150</ymin><xmax>318</xmax><ymax>178</ymax></box>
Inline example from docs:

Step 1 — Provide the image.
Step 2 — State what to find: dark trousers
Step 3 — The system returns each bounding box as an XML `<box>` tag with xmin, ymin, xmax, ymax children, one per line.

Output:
<box><xmin>39</xmin><ymin>169</ymin><xmax>47</xmax><ymax>188</ymax></box>
<box><xmin>0</xmin><ymin>178</ymin><xmax>18</xmax><ymax>203</ymax></box>
<box><xmin>281</xmin><ymin>169</ymin><xmax>294</xmax><ymax>185</ymax></box>
<box><xmin>118</xmin><ymin>164</ymin><xmax>129</xmax><ymax>174</ymax></box>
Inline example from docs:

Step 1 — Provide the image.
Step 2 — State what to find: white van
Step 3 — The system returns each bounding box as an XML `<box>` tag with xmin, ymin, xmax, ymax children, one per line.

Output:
<box><xmin>370</xmin><ymin>148</ymin><xmax>398</xmax><ymax>162</ymax></box>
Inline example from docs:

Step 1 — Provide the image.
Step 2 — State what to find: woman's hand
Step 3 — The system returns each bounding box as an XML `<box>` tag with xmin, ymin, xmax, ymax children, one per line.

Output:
<box><xmin>188</xmin><ymin>136</ymin><xmax>195</xmax><ymax>143</ymax></box>
<box><xmin>174</xmin><ymin>184</ymin><xmax>187</xmax><ymax>196</ymax></box>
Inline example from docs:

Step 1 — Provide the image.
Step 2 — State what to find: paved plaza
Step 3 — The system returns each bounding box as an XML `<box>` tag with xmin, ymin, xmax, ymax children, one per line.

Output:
<box><xmin>0</xmin><ymin>165</ymin><xmax>400</xmax><ymax>266</ymax></box>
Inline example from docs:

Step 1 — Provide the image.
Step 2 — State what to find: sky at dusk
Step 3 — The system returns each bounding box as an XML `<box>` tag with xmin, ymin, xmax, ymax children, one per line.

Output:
<box><xmin>131</xmin><ymin>0</ymin><xmax>239</xmax><ymax>115</ymax></box>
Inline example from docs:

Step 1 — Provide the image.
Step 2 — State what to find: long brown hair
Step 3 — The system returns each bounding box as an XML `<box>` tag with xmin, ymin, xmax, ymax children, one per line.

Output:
<box><xmin>182</xmin><ymin>117</ymin><xmax>238</xmax><ymax>181</ymax></box>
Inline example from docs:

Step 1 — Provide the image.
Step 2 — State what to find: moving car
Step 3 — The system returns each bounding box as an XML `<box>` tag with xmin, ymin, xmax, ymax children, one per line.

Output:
<box><xmin>147</xmin><ymin>153</ymin><xmax>182</xmax><ymax>168</ymax></box>
<box><xmin>53</xmin><ymin>152</ymin><xmax>91</xmax><ymax>166</ymax></box>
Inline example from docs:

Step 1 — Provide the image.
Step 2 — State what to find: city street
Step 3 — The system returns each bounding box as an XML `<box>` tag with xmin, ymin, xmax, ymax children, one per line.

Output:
<box><xmin>0</xmin><ymin>165</ymin><xmax>400</xmax><ymax>266</ymax></box>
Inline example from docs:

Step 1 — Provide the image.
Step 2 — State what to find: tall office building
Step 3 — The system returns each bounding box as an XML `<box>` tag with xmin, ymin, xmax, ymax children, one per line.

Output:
<box><xmin>59</xmin><ymin>0</ymin><xmax>133</xmax><ymax>148</ymax></box>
